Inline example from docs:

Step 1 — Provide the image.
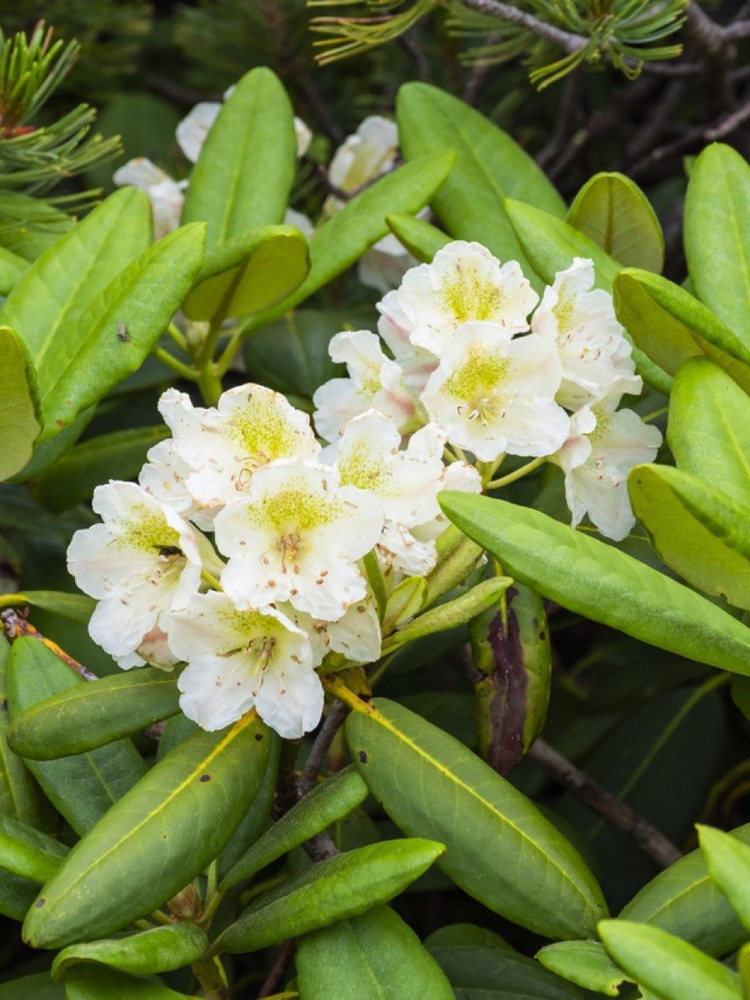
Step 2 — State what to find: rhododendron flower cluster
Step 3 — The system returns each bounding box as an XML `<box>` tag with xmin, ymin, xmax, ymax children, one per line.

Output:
<box><xmin>67</xmin><ymin>239</ymin><xmax>661</xmax><ymax>742</ymax></box>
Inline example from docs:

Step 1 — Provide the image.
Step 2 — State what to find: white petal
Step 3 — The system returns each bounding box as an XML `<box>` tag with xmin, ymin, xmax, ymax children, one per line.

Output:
<box><xmin>294</xmin><ymin>116</ymin><xmax>313</xmax><ymax>158</ymax></box>
<box><xmin>327</xmin><ymin>116</ymin><xmax>398</xmax><ymax>194</ymax></box>
<box><xmin>176</xmin><ymin>102</ymin><xmax>221</xmax><ymax>163</ymax></box>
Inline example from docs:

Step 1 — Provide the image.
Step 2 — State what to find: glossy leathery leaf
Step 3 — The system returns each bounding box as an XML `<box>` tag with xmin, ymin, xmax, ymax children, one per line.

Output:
<box><xmin>568</xmin><ymin>172</ymin><xmax>664</xmax><ymax>272</ymax></box>
<box><xmin>0</xmin><ymin>813</ymin><xmax>68</xmax><ymax>883</ymax></box>
<box><xmin>0</xmin><ymin>635</ymin><xmax>53</xmax><ymax>828</ymax></box>
<box><xmin>613</xmin><ymin>270</ymin><xmax>750</xmax><ymax>392</ymax></box>
<box><xmin>0</xmin><ymin>189</ymin><xmax>150</xmax><ymax>382</ymax></box>
<box><xmin>245</xmin><ymin>153</ymin><xmax>455</xmax><ymax>333</ymax></box>
<box><xmin>29</xmin><ymin>426</ymin><xmax>169</xmax><ymax>513</ymax></box>
<box><xmin>216</xmin><ymin>838</ymin><xmax>444</xmax><ymax>954</ymax></box>
<box><xmin>51</xmin><ymin>924</ymin><xmax>208</xmax><ymax>980</ymax></box>
<box><xmin>23</xmin><ymin>712</ymin><xmax>270</xmax><ymax>949</ymax></box>
<box><xmin>697</xmin><ymin>825</ymin><xmax>750</xmax><ymax>933</ymax></box>
<box><xmin>440</xmin><ymin>492</ymin><xmax>750</xmax><ymax>675</ymax></box>
<box><xmin>628</xmin><ymin>464</ymin><xmax>750</xmax><ymax>608</ymax></box>
<box><xmin>425</xmin><ymin>925</ymin><xmax>586</xmax><ymax>998</ymax></box>
<box><xmin>620</xmin><ymin>821</ymin><xmax>750</xmax><ymax>956</ymax></box>
<box><xmin>598</xmin><ymin>920</ymin><xmax>743</xmax><ymax>1000</ymax></box>
<box><xmin>8</xmin><ymin>667</ymin><xmax>181</xmax><ymax>759</ymax></box>
<box><xmin>11</xmin><ymin>406</ymin><xmax>96</xmax><ymax>483</ymax></box>
<box><xmin>0</xmin><ymin>245</ymin><xmax>29</xmax><ymax>295</ymax></box>
<box><xmin>667</xmin><ymin>358</ymin><xmax>750</xmax><ymax>503</ymax></box>
<box><xmin>296</xmin><ymin>904</ymin><xmax>455</xmax><ymax>1000</ymax></box>
<box><xmin>0</xmin><ymin>327</ymin><xmax>41</xmax><ymax>481</ymax></box>
<box><xmin>385</xmin><ymin>213</ymin><xmax>451</xmax><ymax>262</ymax></box>
<box><xmin>0</xmin><ymin>973</ymin><xmax>63</xmax><ymax>999</ymax></box>
<box><xmin>684</xmin><ymin>143</ymin><xmax>750</xmax><ymax>343</ymax></box>
<box><xmin>183</xmin><ymin>225</ymin><xmax>308</xmax><ymax>321</ymax></box>
<box><xmin>37</xmin><ymin>223</ymin><xmax>205</xmax><ymax>441</ymax></box>
<box><xmin>217</xmin><ymin>730</ymin><xmax>280</xmax><ymax>879</ymax></box>
<box><xmin>7</xmin><ymin>638</ymin><xmax>147</xmax><ymax>836</ymax></box>
<box><xmin>346</xmin><ymin>697</ymin><xmax>607</xmax><ymax>939</ymax></box>
<box><xmin>63</xmin><ymin>967</ymin><xmax>196</xmax><ymax>1000</ymax></box>
<box><xmin>182</xmin><ymin>67</ymin><xmax>296</xmax><ymax>249</ymax></box>
<box><xmin>382</xmin><ymin>577</ymin><xmax>512</xmax><ymax>654</ymax></box>
<box><xmin>397</xmin><ymin>83</ymin><xmax>564</xmax><ymax>287</ymax></box>
<box><xmin>536</xmin><ymin>940</ymin><xmax>631</xmax><ymax>996</ymax></box>
<box><xmin>0</xmin><ymin>591</ymin><xmax>94</xmax><ymax>623</ymax></box>
<box><xmin>221</xmin><ymin>765</ymin><xmax>369</xmax><ymax>889</ymax></box>
<box><xmin>0</xmin><ymin>870</ymin><xmax>39</xmax><ymax>921</ymax></box>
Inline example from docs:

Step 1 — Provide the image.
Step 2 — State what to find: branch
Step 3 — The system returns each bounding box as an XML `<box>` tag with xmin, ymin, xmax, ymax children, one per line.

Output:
<box><xmin>528</xmin><ymin>738</ymin><xmax>682</xmax><ymax>869</ymax></box>
<box><xmin>258</xmin><ymin>939</ymin><xmax>295</xmax><ymax>998</ymax></box>
<box><xmin>298</xmin><ymin>700</ymin><xmax>349</xmax><ymax>797</ymax></box>
<box><xmin>457</xmin><ymin>0</ymin><xmax>588</xmax><ymax>54</ymax></box>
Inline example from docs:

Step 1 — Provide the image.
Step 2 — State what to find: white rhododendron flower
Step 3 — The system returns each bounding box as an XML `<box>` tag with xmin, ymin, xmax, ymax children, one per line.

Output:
<box><xmin>421</xmin><ymin>320</ymin><xmax>570</xmax><ymax>462</ymax></box>
<box><xmin>215</xmin><ymin>460</ymin><xmax>384</xmax><ymax>620</ymax></box>
<box><xmin>328</xmin><ymin>411</ymin><xmax>447</xmax><ymax>574</ymax></box>
<box><xmin>176</xmin><ymin>101</ymin><xmax>221</xmax><ymax>163</ymax></box>
<box><xmin>168</xmin><ymin>591</ymin><xmax>321</xmax><ymax>737</ymax></box>
<box><xmin>313</xmin><ymin>330</ymin><xmax>417</xmax><ymax>442</ymax></box>
<box><xmin>288</xmin><ymin>599</ymin><xmax>382</xmax><ymax>665</ymax></box>
<box><xmin>113</xmin><ymin>158</ymin><xmax>185</xmax><ymax>239</ymax></box>
<box><xmin>554</xmin><ymin>395</ymin><xmax>662</xmax><ymax>540</ymax></box>
<box><xmin>67</xmin><ymin>482</ymin><xmax>207</xmax><ymax>669</ymax></box>
<box><xmin>531</xmin><ymin>257</ymin><xmax>641</xmax><ymax>410</ymax></box>
<box><xmin>161</xmin><ymin>385</ymin><xmax>320</xmax><ymax>514</ymax></box>
<box><xmin>384</xmin><ymin>241</ymin><xmax>540</xmax><ymax>359</ymax></box>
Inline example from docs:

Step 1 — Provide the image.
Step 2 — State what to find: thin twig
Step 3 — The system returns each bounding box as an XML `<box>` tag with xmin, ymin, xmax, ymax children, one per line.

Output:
<box><xmin>258</xmin><ymin>939</ymin><xmax>295</xmax><ymax>998</ymax></box>
<box><xmin>528</xmin><ymin>738</ymin><xmax>682</xmax><ymax>869</ymax></box>
<box><xmin>705</xmin><ymin>96</ymin><xmax>750</xmax><ymax>139</ymax></box>
<box><xmin>458</xmin><ymin>0</ymin><xmax>588</xmax><ymax>54</ymax></box>
<box><xmin>298</xmin><ymin>701</ymin><xmax>350</xmax><ymax>797</ymax></box>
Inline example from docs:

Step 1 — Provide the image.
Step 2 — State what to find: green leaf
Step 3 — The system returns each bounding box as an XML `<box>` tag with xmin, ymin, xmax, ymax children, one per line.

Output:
<box><xmin>0</xmin><ymin>245</ymin><xmax>29</xmax><ymax>295</ymax></box>
<box><xmin>536</xmin><ymin>940</ymin><xmax>630</xmax><ymax>996</ymax></box>
<box><xmin>8</xmin><ymin>637</ymin><xmax>147</xmax><ymax>836</ymax></box>
<box><xmin>345</xmin><ymin>697</ymin><xmax>607</xmax><ymax>939</ymax></box>
<box><xmin>10</xmin><ymin>406</ymin><xmax>97</xmax><ymax>483</ymax></box>
<box><xmin>620</xmin><ymin>821</ymin><xmax>750</xmax><ymax>956</ymax></box>
<box><xmin>568</xmin><ymin>173</ymin><xmax>664</xmax><ymax>272</ymax></box>
<box><xmin>668</xmin><ymin>358</ymin><xmax>750</xmax><ymax>503</ymax></box>
<box><xmin>23</xmin><ymin>713</ymin><xmax>270</xmax><ymax>949</ymax></box>
<box><xmin>52</xmin><ymin>924</ymin><xmax>208</xmax><ymax>980</ymax></box>
<box><xmin>439</xmin><ymin>492</ymin><xmax>750</xmax><ymax>675</ymax></box>
<box><xmin>0</xmin><ymin>326</ymin><xmax>41</xmax><ymax>480</ymax></box>
<box><xmin>221</xmin><ymin>765</ymin><xmax>369</xmax><ymax>890</ymax></box>
<box><xmin>424</xmin><ymin>525</ymin><xmax>485</xmax><ymax>606</ymax></box>
<box><xmin>0</xmin><ymin>635</ymin><xmax>52</xmax><ymax>829</ymax></box>
<box><xmin>0</xmin><ymin>870</ymin><xmax>39</xmax><ymax>921</ymax></box>
<box><xmin>245</xmin><ymin>153</ymin><xmax>455</xmax><ymax>333</ymax></box>
<box><xmin>598</xmin><ymin>920</ymin><xmax>743</xmax><ymax>1000</ymax></box>
<box><xmin>63</xmin><ymin>968</ymin><xmax>194</xmax><ymax>1000</ymax></box>
<box><xmin>628</xmin><ymin>464</ymin><xmax>750</xmax><ymax>608</ymax></box>
<box><xmin>397</xmin><ymin>82</ymin><xmax>565</xmax><ymax>289</ymax></box>
<box><xmin>0</xmin><ymin>813</ymin><xmax>68</xmax><ymax>883</ymax></box>
<box><xmin>296</xmin><ymin>904</ymin><xmax>455</xmax><ymax>1000</ymax></box>
<box><xmin>29</xmin><ymin>426</ymin><xmax>169</xmax><ymax>513</ymax></box>
<box><xmin>385</xmin><ymin>213</ymin><xmax>451</xmax><ymax>262</ymax></box>
<box><xmin>37</xmin><ymin>222</ymin><xmax>205</xmax><ymax>441</ymax></box>
<box><xmin>612</xmin><ymin>270</ymin><xmax>750</xmax><ymax>392</ymax></box>
<box><xmin>215</xmin><ymin>838</ymin><xmax>444</xmax><ymax>954</ymax></box>
<box><xmin>0</xmin><ymin>973</ymin><xmax>63</xmax><ymax>999</ymax></box>
<box><xmin>382</xmin><ymin>576</ymin><xmax>428</xmax><ymax>634</ymax></box>
<box><xmin>684</xmin><ymin>143</ymin><xmax>750</xmax><ymax>344</ymax></box>
<box><xmin>183</xmin><ymin>225</ymin><xmax>309</xmax><ymax>322</ymax></box>
<box><xmin>182</xmin><ymin>67</ymin><xmax>296</xmax><ymax>249</ymax></box>
<box><xmin>0</xmin><ymin>591</ymin><xmax>94</xmax><ymax>623</ymax></box>
<box><xmin>426</xmin><ymin>925</ymin><xmax>586</xmax><ymax>998</ymax></box>
<box><xmin>697</xmin><ymin>825</ymin><xmax>750</xmax><ymax>934</ymax></box>
<box><xmin>8</xmin><ymin>667</ymin><xmax>181</xmax><ymax>759</ymax></box>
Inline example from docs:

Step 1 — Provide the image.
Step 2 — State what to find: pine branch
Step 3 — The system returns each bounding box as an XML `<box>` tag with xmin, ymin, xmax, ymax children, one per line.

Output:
<box><xmin>458</xmin><ymin>0</ymin><xmax>587</xmax><ymax>54</ymax></box>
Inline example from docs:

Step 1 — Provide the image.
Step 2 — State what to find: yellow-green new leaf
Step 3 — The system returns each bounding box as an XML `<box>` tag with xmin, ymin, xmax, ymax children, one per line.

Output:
<box><xmin>629</xmin><ymin>464</ymin><xmax>750</xmax><ymax>609</ymax></box>
<box><xmin>0</xmin><ymin>814</ymin><xmax>68</xmax><ymax>883</ymax></box>
<box><xmin>385</xmin><ymin>213</ymin><xmax>451</xmax><ymax>262</ymax></box>
<box><xmin>698</xmin><ymin>825</ymin><xmax>750</xmax><ymax>934</ymax></box>
<box><xmin>536</xmin><ymin>940</ymin><xmax>630</xmax><ymax>996</ymax></box>
<box><xmin>668</xmin><ymin>358</ymin><xmax>750</xmax><ymax>504</ymax></box>
<box><xmin>0</xmin><ymin>591</ymin><xmax>94</xmax><ymax>623</ymax></box>
<box><xmin>568</xmin><ymin>173</ymin><xmax>664</xmax><ymax>272</ymax></box>
<box><xmin>440</xmin><ymin>492</ymin><xmax>750</xmax><ymax>675</ymax></box>
<box><xmin>182</xmin><ymin>68</ymin><xmax>296</xmax><ymax>250</ymax></box>
<box><xmin>296</xmin><ymin>904</ymin><xmax>455</xmax><ymax>1000</ymax></box>
<box><xmin>598</xmin><ymin>920</ymin><xmax>742</xmax><ymax>1000</ymax></box>
<box><xmin>63</xmin><ymin>968</ymin><xmax>196</xmax><ymax>1000</ymax></box>
<box><xmin>0</xmin><ymin>245</ymin><xmax>29</xmax><ymax>295</ymax></box>
<box><xmin>22</xmin><ymin>713</ymin><xmax>270</xmax><ymax>949</ymax></box>
<box><xmin>183</xmin><ymin>225</ymin><xmax>308</xmax><ymax>321</ymax></box>
<box><xmin>613</xmin><ymin>270</ymin><xmax>750</xmax><ymax>392</ymax></box>
<box><xmin>216</xmin><ymin>839</ymin><xmax>444</xmax><ymax>954</ymax></box>
<box><xmin>0</xmin><ymin>327</ymin><xmax>41</xmax><ymax>481</ymax></box>
<box><xmin>684</xmin><ymin>143</ymin><xmax>750</xmax><ymax>344</ymax></box>
<box><xmin>8</xmin><ymin>668</ymin><xmax>181</xmax><ymax>759</ymax></box>
<box><xmin>51</xmin><ymin>924</ymin><xmax>208</xmax><ymax>980</ymax></box>
<box><xmin>346</xmin><ymin>698</ymin><xmax>607</xmax><ymax>939</ymax></box>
